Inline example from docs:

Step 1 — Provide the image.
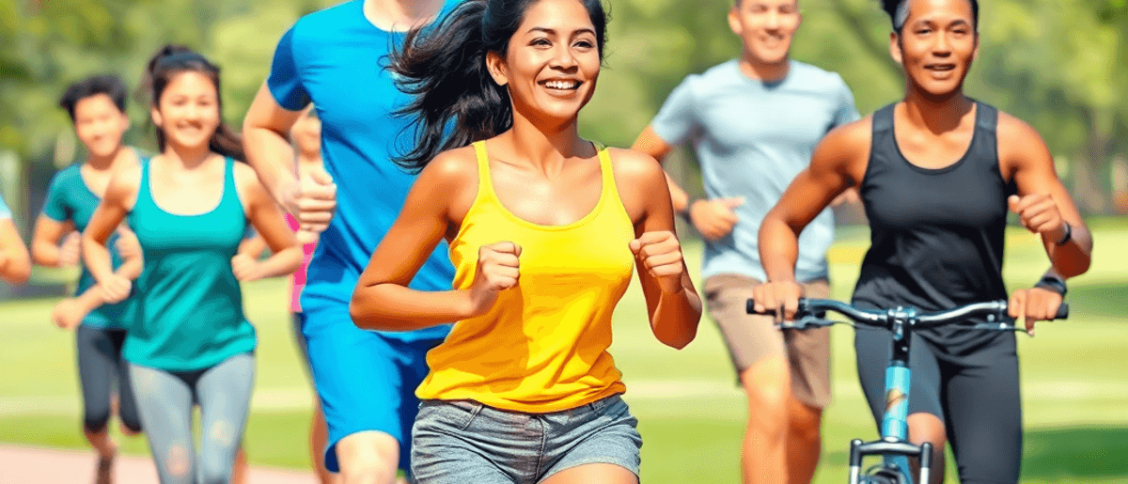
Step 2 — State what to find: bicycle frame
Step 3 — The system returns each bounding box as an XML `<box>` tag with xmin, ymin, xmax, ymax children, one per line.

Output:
<box><xmin>747</xmin><ymin>298</ymin><xmax>1066</xmax><ymax>484</ymax></box>
<box><xmin>846</xmin><ymin>306</ymin><xmax>933</xmax><ymax>484</ymax></box>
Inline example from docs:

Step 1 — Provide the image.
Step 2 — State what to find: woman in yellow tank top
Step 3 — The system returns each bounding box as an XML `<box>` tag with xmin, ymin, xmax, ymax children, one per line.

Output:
<box><xmin>349</xmin><ymin>0</ymin><xmax>702</xmax><ymax>483</ymax></box>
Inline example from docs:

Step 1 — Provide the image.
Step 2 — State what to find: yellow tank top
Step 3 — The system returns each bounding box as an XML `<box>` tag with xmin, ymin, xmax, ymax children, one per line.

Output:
<box><xmin>416</xmin><ymin>141</ymin><xmax>635</xmax><ymax>412</ymax></box>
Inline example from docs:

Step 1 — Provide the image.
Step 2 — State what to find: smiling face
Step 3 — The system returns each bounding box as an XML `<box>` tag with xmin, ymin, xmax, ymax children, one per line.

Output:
<box><xmin>73</xmin><ymin>94</ymin><xmax>130</xmax><ymax>158</ymax></box>
<box><xmin>729</xmin><ymin>0</ymin><xmax>802</xmax><ymax>67</ymax></box>
<box><xmin>151</xmin><ymin>71</ymin><xmax>221</xmax><ymax>152</ymax></box>
<box><xmin>486</xmin><ymin>0</ymin><xmax>601</xmax><ymax>127</ymax></box>
<box><xmin>892</xmin><ymin>0</ymin><xmax>978</xmax><ymax>97</ymax></box>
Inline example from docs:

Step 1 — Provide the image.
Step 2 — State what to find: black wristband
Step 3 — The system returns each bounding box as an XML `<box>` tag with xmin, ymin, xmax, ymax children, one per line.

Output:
<box><xmin>680</xmin><ymin>198</ymin><xmax>700</xmax><ymax>224</ymax></box>
<box><xmin>1035</xmin><ymin>274</ymin><xmax>1068</xmax><ymax>297</ymax></box>
<box><xmin>1055</xmin><ymin>221</ymin><xmax>1072</xmax><ymax>245</ymax></box>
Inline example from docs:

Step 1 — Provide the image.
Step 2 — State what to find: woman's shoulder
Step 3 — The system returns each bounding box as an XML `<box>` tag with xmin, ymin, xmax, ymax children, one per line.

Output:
<box><xmin>604</xmin><ymin>146</ymin><xmax>663</xmax><ymax>183</ymax></box>
<box><xmin>421</xmin><ymin>144</ymin><xmax>479</xmax><ymax>186</ymax></box>
<box><xmin>104</xmin><ymin>163</ymin><xmax>144</xmax><ymax>204</ymax></box>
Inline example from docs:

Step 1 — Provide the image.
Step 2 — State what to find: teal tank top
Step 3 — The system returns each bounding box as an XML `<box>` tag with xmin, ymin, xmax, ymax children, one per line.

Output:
<box><xmin>41</xmin><ymin>153</ymin><xmax>148</xmax><ymax>328</ymax></box>
<box><xmin>125</xmin><ymin>158</ymin><xmax>256</xmax><ymax>371</ymax></box>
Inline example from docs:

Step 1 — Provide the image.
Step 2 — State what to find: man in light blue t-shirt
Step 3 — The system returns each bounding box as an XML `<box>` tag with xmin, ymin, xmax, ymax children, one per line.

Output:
<box><xmin>0</xmin><ymin>193</ymin><xmax>32</xmax><ymax>284</ymax></box>
<box><xmin>242</xmin><ymin>1</ymin><xmax>459</xmax><ymax>483</ymax></box>
<box><xmin>632</xmin><ymin>0</ymin><xmax>858</xmax><ymax>483</ymax></box>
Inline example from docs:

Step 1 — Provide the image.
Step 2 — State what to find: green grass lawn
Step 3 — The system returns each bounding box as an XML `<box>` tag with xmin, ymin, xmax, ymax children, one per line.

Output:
<box><xmin>2</xmin><ymin>221</ymin><xmax>1126</xmax><ymax>483</ymax></box>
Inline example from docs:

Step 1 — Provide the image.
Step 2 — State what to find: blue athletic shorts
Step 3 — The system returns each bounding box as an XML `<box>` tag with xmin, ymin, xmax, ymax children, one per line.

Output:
<box><xmin>302</xmin><ymin>299</ymin><xmax>447</xmax><ymax>473</ymax></box>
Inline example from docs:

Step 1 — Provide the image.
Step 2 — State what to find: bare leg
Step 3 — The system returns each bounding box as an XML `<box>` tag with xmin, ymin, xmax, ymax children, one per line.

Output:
<box><xmin>86</xmin><ymin>427</ymin><xmax>117</xmax><ymax>484</ymax></box>
<box><xmin>231</xmin><ymin>447</ymin><xmax>249</xmax><ymax>484</ymax></box>
<box><xmin>785</xmin><ymin>396</ymin><xmax>822</xmax><ymax>484</ymax></box>
<box><xmin>540</xmin><ymin>463</ymin><xmax>637</xmax><ymax>484</ymax></box>
<box><xmin>335</xmin><ymin>431</ymin><xmax>401</xmax><ymax>484</ymax></box>
<box><xmin>739</xmin><ymin>355</ymin><xmax>791</xmax><ymax>484</ymax></box>
<box><xmin>907</xmin><ymin>413</ymin><xmax>947</xmax><ymax>484</ymax></box>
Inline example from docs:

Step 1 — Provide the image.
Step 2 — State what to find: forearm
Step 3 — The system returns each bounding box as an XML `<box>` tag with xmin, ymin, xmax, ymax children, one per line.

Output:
<box><xmin>646</xmin><ymin>276</ymin><xmax>702</xmax><ymax>349</ymax></box>
<box><xmin>82</xmin><ymin>235</ymin><xmax>116</xmax><ymax>283</ymax></box>
<box><xmin>255</xmin><ymin>246</ymin><xmax>303</xmax><ymax>279</ymax></box>
<box><xmin>759</xmin><ymin>215</ymin><xmax>801</xmax><ymax>282</ymax></box>
<box><xmin>243</xmin><ymin>126</ymin><xmax>298</xmax><ymax>204</ymax></box>
<box><xmin>1043</xmin><ymin>225</ymin><xmax>1092</xmax><ymax>279</ymax></box>
<box><xmin>350</xmin><ymin>284</ymin><xmax>472</xmax><ymax>331</ymax></box>
<box><xmin>0</xmin><ymin>251</ymin><xmax>31</xmax><ymax>284</ymax></box>
<box><xmin>31</xmin><ymin>240</ymin><xmax>63</xmax><ymax>267</ymax></box>
<box><xmin>74</xmin><ymin>285</ymin><xmax>110</xmax><ymax>311</ymax></box>
<box><xmin>115</xmin><ymin>255</ymin><xmax>144</xmax><ymax>281</ymax></box>
<box><xmin>664</xmin><ymin>173</ymin><xmax>691</xmax><ymax>215</ymax></box>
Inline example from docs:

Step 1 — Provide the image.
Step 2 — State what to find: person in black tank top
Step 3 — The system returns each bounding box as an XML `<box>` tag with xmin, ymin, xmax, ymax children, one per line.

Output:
<box><xmin>750</xmin><ymin>0</ymin><xmax>1093</xmax><ymax>483</ymax></box>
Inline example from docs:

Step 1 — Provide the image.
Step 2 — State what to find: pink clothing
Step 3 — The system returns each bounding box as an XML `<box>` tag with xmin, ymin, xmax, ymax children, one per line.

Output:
<box><xmin>286</xmin><ymin>214</ymin><xmax>317</xmax><ymax>313</ymax></box>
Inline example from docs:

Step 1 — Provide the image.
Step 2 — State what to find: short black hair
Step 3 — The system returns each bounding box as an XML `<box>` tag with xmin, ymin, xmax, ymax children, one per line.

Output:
<box><xmin>880</xmin><ymin>0</ymin><xmax>978</xmax><ymax>32</ymax></box>
<box><xmin>59</xmin><ymin>75</ymin><xmax>128</xmax><ymax>123</ymax></box>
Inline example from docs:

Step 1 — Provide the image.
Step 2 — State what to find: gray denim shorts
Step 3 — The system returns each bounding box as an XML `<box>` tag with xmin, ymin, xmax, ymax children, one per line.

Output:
<box><xmin>410</xmin><ymin>394</ymin><xmax>642</xmax><ymax>484</ymax></box>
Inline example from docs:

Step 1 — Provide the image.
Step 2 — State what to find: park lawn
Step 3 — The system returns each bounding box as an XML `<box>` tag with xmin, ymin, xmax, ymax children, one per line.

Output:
<box><xmin>1</xmin><ymin>222</ymin><xmax>1125</xmax><ymax>483</ymax></box>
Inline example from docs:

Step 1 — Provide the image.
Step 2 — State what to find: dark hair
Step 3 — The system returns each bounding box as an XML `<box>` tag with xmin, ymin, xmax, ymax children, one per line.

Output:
<box><xmin>389</xmin><ymin>0</ymin><xmax>609</xmax><ymax>172</ymax></box>
<box><xmin>143</xmin><ymin>44</ymin><xmax>244</xmax><ymax>161</ymax></box>
<box><xmin>59</xmin><ymin>75</ymin><xmax>128</xmax><ymax>123</ymax></box>
<box><xmin>880</xmin><ymin>0</ymin><xmax>978</xmax><ymax>32</ymax></box>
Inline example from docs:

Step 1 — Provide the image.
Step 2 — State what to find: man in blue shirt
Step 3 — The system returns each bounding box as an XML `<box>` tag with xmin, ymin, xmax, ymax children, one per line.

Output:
<box><xmin>242</xmin><ymin>1</ymin><xmax>458</xmax><ymax>483</ymax></box>
<box><xmin>632</xmin><ymin>0</ymin><xmax>858</xmax><ymax>483</ymax></box>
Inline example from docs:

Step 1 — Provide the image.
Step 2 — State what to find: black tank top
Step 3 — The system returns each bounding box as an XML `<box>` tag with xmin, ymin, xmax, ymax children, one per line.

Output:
<box><xmin>852</xmin><ymin>102</ymin><xmax>1016</xmax><ymax>351</ymax></box>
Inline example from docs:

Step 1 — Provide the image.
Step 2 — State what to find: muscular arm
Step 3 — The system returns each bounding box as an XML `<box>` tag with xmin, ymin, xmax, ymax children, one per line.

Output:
<box><xmin>631</xmin><ymin>125</ymin><xmax>691</xmax><ymax>214</ymax></box>
<box><xmin>614</xmin><ymin>148</ymin><xmax>702</xmax><ymax>349</ymax></box>
<box><xmin>999</xmin><ymin>114</ymin><xmax>1092</xmax><ymax>278</ymax></box>
<box><xmin>242</xmin><ymin>83</ymin><xmax>304</xmax><ymax>205</ymax></box>
<box><xmin>0</xmin><ymin>218</ymin><xmax>31</xmax><ymax>284</ymax></box>
<box><xmin>350</xmin><ymin>151</ymin><xmax>476</xmax><ymax>331</ymax></box>
<box><xmin>760</xmin><ymin>120</ymin><xmax>870</xmax><ymax>283</ymax></box>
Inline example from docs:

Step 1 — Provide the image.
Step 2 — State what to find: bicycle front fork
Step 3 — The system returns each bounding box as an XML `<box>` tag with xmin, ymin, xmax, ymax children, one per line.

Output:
<box><xmin>847</xmin><ymin>439</ymin><xmax>933</xmax><ymax>484</ymax></box>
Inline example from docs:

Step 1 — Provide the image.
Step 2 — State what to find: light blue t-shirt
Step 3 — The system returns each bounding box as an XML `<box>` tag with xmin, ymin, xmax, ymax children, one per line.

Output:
<box><xmin>42</xmin><ymin>158</ymin><xmax>145</xmax><ymax>328</ymax></box>
<box><xmin>0</xmin><ymin>193</ymin><xmax>9</xmax><ymax>220</ymax></box>
<box><xmin>652</xmin><ymin>60</ymin><xmax>859</xmax><ymax>283</ymax></box>
<box><xmin>267</xmin><ymin>0</ymin><xmax>458</xmax><ymax>341</ymax></box>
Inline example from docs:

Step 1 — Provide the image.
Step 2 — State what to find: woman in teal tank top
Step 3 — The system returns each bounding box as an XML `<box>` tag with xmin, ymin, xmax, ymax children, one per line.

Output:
<box><xmin>83</xmin><ymin>46</ymin><xmax>302</xmax><ymax>484</ymax></box>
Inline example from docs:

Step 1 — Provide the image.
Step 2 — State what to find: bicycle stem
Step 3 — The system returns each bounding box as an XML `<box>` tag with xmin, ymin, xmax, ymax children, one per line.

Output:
<box><xmin>883</xmin><ymin>307</ymin><xmax>916</xmax><ymax>441</ymax></box>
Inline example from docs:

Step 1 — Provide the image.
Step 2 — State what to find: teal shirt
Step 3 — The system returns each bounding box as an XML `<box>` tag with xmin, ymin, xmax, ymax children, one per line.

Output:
<box><xmin>42</xmin><ymin>157</ymin><xmax>146</xmax><ymax>328</ymax></box>
<box><xmin>651</xmin><ymin>60</ymin><xmax>860</xmax><ymax>283</ymax></box>
<box><xmin>125</xmin><ymin>158</ymin><xmax>255</xmax><ymax>371</ymax></box>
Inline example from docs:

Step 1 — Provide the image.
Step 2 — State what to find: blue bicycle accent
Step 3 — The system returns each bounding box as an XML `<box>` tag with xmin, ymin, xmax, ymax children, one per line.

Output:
<box><xmin>746</xmin><ymin>298</ymin><xmax>1068</xmax><ymax>484</ymax></box>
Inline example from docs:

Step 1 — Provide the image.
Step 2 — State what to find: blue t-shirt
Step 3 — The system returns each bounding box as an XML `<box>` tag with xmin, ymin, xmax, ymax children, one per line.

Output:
<box><xmin>267</xmin><ymin>0</ymin><xmax>458</xmax><ymax>341</ymax></box>
<box><xmin>0</xmin><ymin>193</ymin><xmax>10</xmax><ymax>220</ymax></box>
<box><xmin>652</xmin><ymin>60</ymin><xmax>859</xmax><ymax>283</ymax></box>
<box><xmin>42</xmin><ymin>158</ymin><xmax>144</xmax><ymax>328</ymax></box>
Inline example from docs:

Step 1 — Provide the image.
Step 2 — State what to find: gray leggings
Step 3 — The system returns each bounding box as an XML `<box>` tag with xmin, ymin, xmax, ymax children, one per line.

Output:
<box><xmin>129</xmin><ymin>353</ymin><xmax>255</xmax><ymax>484</ymax></box>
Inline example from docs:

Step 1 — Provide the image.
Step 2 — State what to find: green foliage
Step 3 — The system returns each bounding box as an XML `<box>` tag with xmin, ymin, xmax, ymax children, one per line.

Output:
<box><xmin>2</xmin><ymin>0</ymin><xmax>1124</xmax><ymax>213</ymax></box>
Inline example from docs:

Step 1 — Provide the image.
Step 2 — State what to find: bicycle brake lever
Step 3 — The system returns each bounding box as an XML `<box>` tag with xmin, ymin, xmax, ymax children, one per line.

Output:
<box><xmin>777</xmin><ymin>315</ymin><xmax>832</xmax><ymax>330</ymax></box>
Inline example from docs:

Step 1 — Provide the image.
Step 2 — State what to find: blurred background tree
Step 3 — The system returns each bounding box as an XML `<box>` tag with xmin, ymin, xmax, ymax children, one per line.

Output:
<box><xmin>1</xmin><ymin>0</ymin><xmax>1125</xmax><ymax>226</ymax></box>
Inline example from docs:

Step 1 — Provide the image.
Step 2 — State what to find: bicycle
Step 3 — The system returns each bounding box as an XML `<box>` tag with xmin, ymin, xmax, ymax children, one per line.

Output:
<box><xmin>745</xmin><ymin>297</ymin><xmax>1068</xmax><ymax>484</ymax></box>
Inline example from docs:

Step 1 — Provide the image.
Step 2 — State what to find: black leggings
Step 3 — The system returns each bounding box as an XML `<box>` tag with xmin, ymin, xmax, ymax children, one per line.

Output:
<box><xmin>76</xmin><ymin>325</ymin><xmax>142</xmax><ymax>433</ymax></box>
<box><xmin>855</xmin><ymin>329</ymin><xmax>1021</xmax><ymax>484</ymax></box>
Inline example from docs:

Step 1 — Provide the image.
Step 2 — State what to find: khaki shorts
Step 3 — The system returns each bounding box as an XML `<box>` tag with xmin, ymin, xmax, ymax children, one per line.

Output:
<box><xmin>703</xmin><ymin>274</ymin><xmax>831</xmax><ymax>409</ymax></box>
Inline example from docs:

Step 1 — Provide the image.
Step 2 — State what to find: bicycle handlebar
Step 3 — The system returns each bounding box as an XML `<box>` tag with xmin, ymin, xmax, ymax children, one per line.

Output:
<box><xmin>746</xmin><ymin>298</ymin><xmax>1069</xmax><ymax>330</ymax></box>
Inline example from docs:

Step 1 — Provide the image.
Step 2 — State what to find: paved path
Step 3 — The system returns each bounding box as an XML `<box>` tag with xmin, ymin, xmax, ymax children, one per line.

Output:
<box><xmin>0</xmin><ymin>444</ymin><xmax>319</xmax><ymax>484</ymax></box>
